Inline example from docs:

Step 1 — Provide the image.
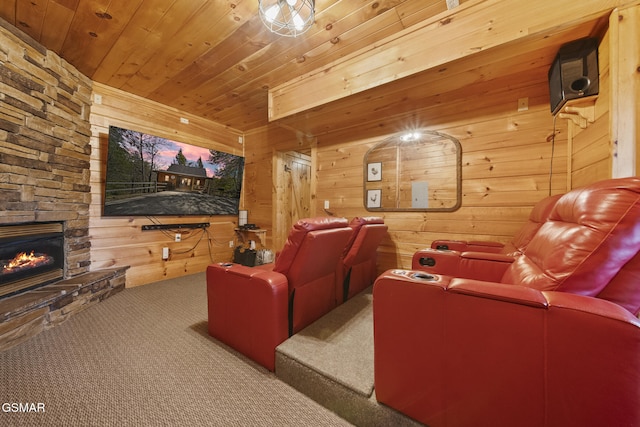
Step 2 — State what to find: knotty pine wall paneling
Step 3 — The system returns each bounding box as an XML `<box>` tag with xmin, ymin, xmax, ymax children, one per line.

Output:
<box><xmin>608</xmin><ymin>4</ymin><xmax>640</xmax><ymax>178</ymax></box>
<box><xmin>89</xmin><ymin>83</ymin><xmax>244</xmax><ymax>287</ymax></box>
<box><xmin>563</xmin><ymin>29</ymin><xmax>612</xmax><ymax>188</ymax></box>
<box><xmin>243</xmin><ymin>26</ymin><xmax>631</xmax><ymax>277</ymax></box>
<box><xmin>242</xmin><ymin>124</ymin><xmax>318</xmax><ymax>250</ymax></box>
<box><xmin>316</xmin><ymin>94</ymin><xmax>569</xmax><ymax>271</ymax></box>
<box><xmin>245</xmin><ymin>77</ymin><xmax>571</xmax><ymax>273</ymax></box>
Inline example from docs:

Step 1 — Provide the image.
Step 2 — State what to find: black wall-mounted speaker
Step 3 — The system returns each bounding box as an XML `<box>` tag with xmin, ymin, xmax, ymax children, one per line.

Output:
<box><xmin>548</xmin><ymin>37</ymin><xmax>599</xmax><ymax>115</ymax></box>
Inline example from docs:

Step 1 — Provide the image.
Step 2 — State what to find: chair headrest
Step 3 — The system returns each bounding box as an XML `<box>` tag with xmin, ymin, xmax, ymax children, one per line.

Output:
<box><xmin>343</xmin><ymin>217</ymin><xmax>385</xmax><ymax>254</ymax></box>
<box><xmin>528</xmin><ymin>194</ymin><xmax>562</xmax><ymax>223</ymax></box>
<box><xmin>274</xmin><ymin>217</ymin><xmax>350</xmax><ymax>275</ymax></box>
<box><xmin>348</xmin><ymin>216</ymin><xmax>385</xmax><ymax>227</ymax></box>
<box><xmin>295</xmin><ymin>216</ymin><xmax>349</xmax><ymax>231</ymax></box>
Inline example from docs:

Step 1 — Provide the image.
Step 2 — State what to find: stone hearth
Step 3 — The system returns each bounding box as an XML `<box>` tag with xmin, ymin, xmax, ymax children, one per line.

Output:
<box><xmin>0</xmin><ymin>267</ymin><xmax>128</xmax><ymax>351</ymax></box>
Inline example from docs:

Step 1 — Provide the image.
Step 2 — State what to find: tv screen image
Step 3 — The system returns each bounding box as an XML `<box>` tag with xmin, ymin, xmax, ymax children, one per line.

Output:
<box><xmin>103</xmin><ymin>126</ymin><xmax>244</xmax><ymax>217</ymax></box>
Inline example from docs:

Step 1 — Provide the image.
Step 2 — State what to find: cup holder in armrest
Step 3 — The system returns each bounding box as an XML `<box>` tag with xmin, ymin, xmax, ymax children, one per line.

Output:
<box><xmin>411</xmin><ymin>272</ymin><xmax>435</xmax><ymax>281</ymax></box>
<box><xmin>390</xmin><ymin>269</ymin><xmax>436</xmax><ymax>281</ymax></box>
<box><xmin>418</xmin><ymin>257</ymin><xmax>436</xmax><ymax>267</ymax></box>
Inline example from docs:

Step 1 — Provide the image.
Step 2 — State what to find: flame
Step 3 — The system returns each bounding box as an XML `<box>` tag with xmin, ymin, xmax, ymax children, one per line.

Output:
<box><xmin>2</xmin><ymin>251</ymin><xmax>53</xmax><ymax>274</ymax></box>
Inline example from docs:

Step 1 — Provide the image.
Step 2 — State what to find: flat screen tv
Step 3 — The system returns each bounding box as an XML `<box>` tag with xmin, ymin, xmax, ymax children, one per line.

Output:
<box><xmin>103</xmin><ymin>126</ymin><xmax>244</xmax><ymax>217</ymax></box>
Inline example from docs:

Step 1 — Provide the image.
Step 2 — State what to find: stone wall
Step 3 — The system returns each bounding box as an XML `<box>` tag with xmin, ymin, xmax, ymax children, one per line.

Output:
<box><xmin>0</xmin><ymin>17</ymin><xmax>93</xmax><ymax>278</ymax></box>
<box><xmin>0</xmin><ymin>19</ymin><xmax>131</xmax><ymax>351</ymax></box>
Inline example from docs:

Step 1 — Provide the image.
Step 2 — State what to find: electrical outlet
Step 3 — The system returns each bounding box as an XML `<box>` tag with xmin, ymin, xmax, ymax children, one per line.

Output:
<box><xmin>518</xmin><ymin>97</ymin><xmax>529</xmax><ymax>112</ymax></box>
<box><xmin>229</xmin><ymin>240</ymin><xmax>234</xmax><ymax>248</ymax></box>
<box><xmin>324</xmin><ymin>200</ymin><xmax>330</xmax><ymax>209</ymax></box>
<box><xmin>446</xmin><ymin>0</ymin><xmax>459</xmax><ymax>9</ymax></box>
<box><xmin>175</xmin><ymin>233</ymin><xmax>181</xmax><ymax>242</ymax></box>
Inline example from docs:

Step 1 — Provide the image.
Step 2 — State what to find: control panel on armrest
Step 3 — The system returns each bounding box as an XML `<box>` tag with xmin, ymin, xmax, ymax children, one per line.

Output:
<box><xmin>412</xmin><ymin>248</ymin><xmax>463</xmax><ymax>276</ymax></box>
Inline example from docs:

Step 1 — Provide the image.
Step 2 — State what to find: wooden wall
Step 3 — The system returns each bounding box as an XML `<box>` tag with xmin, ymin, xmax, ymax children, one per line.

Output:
<box><xmin>89</xmin><ymin>83</ymin><xmax>244</xmax><ymax>287</ymax></box>
<box><xmin>563</xmin><ymin>6</ymin><xmax>639</xmax><ymax>188</ymax></box>
<box><xmin>244</xmin><ymin>18</ymin><xmax>640</xmax><ymax>276</ymax></box>
<box><xmin>86</xmin><ymin>9</ymin><xmax>638</xmax><ymax>287</ymax></box>
<box><xmin>242</xmin><ymin>125</ymin><xmax>317</xmax><ymax>250</ymax></box>
<box><xmin>245</xmin><ymin>76</ymin><xmax>570</xmax><ymax>273</ymax></box>
<box><xmin>566</xmin><ymin>31</ymin><xmax>612</xmax><ymax>188</ymax></box>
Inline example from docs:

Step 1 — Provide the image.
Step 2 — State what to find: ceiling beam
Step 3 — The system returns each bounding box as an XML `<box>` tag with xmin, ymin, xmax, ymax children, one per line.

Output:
<box><xmin>268</xmin><ymin>0</ymin><xmax>639</xmax><ymax>121</ymax></box>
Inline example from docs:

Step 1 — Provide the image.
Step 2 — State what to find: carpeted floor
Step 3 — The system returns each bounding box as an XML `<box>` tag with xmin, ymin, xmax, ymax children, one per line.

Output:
<box><xmin>274</xmin><ymin>289</ymin><xmax>424</xmax><ymax>427</ymax></box>
<box><xmin>276</xmin><ymin>289</ymin><xmax>375</xmax><ymax>397</ymax></box>
<box><xmin>0</xmin><ymin>272</ymin><xmax>353</xmax><ymax>427</ymax></box>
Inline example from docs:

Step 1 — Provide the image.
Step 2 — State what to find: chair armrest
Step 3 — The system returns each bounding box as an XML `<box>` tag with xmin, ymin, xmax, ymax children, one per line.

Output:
<box><xmin>373</xmin><ymin>271</ymin><xmax>640</xmax><ymax>427</ymax></box>
<box><xmin>431</xmin><ymin>239</ymin><xmax>505</xmax><ymax>252</ymax></box>
<box><xmin>373</xmin><ymin>270</ymin><xmax>548</xmax><ymax>426</ymax></box>
<box><xmin>448</xmin><ymin>277</ymin><xmax>549</xmax><ymax>307</ymax></box>
<box><xmin>542</xmin><ymin>291</ymin><xmax>640</xmax><ymax>426</ymax></box>
<box><xmin>206</xmin><ymin>262</ymin><xmax>289</xmax><ymax>371</ymax></box>
<box><xmin>412</xmin><ymin>248</ymin><xmax>514</xmax><ymax>281</ymax></box>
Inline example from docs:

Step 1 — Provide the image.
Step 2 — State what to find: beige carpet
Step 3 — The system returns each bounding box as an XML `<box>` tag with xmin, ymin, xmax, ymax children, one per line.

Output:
<box><xmin>0</xmin><ymin>272</ymin><xmax>352</xmax><ymax>427</ymax></box>
<box><xmin>276</xmin><ymin>289</ymin><xmax>375</xmax><ymax>397</ymax></box>
<box><xmin>274</xmin><ymin>288</ymin><xmax>424</xmax><ymax>427</ymax></box>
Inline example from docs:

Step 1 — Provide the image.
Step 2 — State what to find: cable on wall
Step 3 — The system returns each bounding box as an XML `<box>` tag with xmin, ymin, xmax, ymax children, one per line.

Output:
<box><xmin>548</xmin><ymin>114</ymin><xmax>557</xmax><ymax>196</ymax></box>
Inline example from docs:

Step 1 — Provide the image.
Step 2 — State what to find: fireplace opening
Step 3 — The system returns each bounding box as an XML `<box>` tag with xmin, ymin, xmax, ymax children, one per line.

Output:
<box><xmin>0</xmin><ymin>222</ymin><xmax>64</xmax><ymax>299</ymax></box>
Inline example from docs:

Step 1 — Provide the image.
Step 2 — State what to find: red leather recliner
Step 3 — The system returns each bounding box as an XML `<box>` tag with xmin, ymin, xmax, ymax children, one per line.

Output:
<box><xmin>429</xmin><ymin>193</ymin><xmax>561</xmax><ymax>255</ymax></box>
<box><xmin>374</xmin><ymin>177</ymin><xmax>640</xmax><ymax>427</ymax></box>
<box><xmin>339</xmin><ymin>216</ymin><xmax>388</xmax><ymax>302</ymax></box>
<box><xmin>207</xmin><ymin>217</ymin><xmax>353</xmax><ymax>371</ymax></box>
<box><xmin>413</xmin><ymin>194</ymin><xmax>562</xmax><ymax>278</ymax></box>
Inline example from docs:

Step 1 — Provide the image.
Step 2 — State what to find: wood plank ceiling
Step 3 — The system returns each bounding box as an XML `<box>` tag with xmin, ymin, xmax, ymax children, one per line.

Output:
<box><xmin>0</xmin><ymin>0</ymin><xmax>607</xmax><ymax>134</ymax></box>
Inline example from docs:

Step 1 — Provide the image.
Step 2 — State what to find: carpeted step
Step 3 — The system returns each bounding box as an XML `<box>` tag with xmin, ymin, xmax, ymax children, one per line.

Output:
<box><xmin>275</xmin><ymin>288</ymin><xmax>424</xmax><ymax>427</ymax></box>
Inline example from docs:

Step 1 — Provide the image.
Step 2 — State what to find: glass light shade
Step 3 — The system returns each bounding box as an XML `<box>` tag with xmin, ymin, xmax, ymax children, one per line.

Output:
<box><xmin>259</xmin><ymin>0</ymin><xmax>315</xmax><ymax>37</ymax></box>
<box><xmin>238</xmin><ymin>210</ymin><xmax>248</xmax><ymax>226</ymax></box>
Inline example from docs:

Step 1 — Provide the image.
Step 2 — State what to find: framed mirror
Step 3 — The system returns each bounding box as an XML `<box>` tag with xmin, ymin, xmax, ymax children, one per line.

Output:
<box><xmin>363</xmin><ymin>130</ymin><xmax>462</xmax><ymax>212</ymax></box>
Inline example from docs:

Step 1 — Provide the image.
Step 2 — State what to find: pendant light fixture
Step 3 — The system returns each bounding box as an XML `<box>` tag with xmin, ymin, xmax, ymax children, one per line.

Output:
<box><xmin>259</xmin><ymin>0</ymin><xmax>315</xmax><ymax>37</ymax></box>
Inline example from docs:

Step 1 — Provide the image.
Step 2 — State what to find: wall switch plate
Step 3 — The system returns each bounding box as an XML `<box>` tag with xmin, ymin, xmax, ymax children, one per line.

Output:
<box><xmin>162</xmin><ymin>247</ymin><xmax>169</xmax><ymax>260</ymax></box>
<box><xmin>229</xmin><ymin>240</ymin><xmax>234</xmax><ymax>248</ymax></box>
<box><xmin>179</xmin><ymin>117</ymin><xmax>189</xmax><ymax>124</ymax></box>
<box><xmin>175</xmin><ymin>233</ymin><xmax>181</xmax><ymax>242</ymax></box>
<box><xmin>324</xmin><ymin>200</ymin><xmax>330</xmax><ymax>209</ymax></box>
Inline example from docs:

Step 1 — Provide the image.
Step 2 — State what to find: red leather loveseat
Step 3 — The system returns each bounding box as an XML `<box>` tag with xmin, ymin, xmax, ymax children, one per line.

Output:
<box><xmin>207</xmin><ymin>217</ymin><xmax>353</xmax><ymax>371</ymax></box>
<box><xmin>373</xmin><ymin>177</ymin><xmax>640</xmax><ymax>427</ymax></box>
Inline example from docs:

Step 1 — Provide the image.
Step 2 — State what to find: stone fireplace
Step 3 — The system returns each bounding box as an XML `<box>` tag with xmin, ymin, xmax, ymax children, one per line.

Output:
<box><xmin>0</xmin><ymin>18</ymin><xmax>93</xmax><ymax>269</ymax></box>
<box><xmin>0</xmin><ymin>18</ymin><xmax>126</xmax><ymax>350</ymax></box>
